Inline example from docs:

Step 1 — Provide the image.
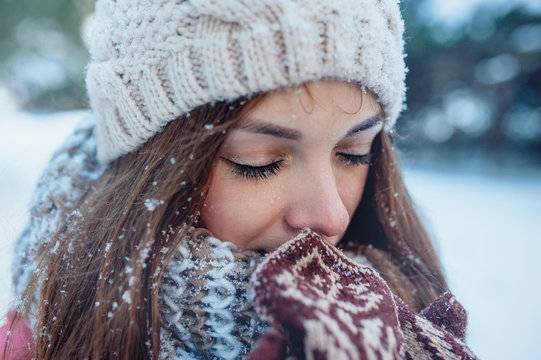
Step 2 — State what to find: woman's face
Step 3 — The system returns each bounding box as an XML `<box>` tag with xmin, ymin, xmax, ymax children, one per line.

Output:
<box><xmin>200</xmin><ymin>80</ymin><xmax>383</xmax><ymax>251</ymax></box>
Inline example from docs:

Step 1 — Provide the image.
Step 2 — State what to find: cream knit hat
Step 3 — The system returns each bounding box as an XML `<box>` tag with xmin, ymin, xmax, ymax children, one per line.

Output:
<box><xmin>86</xmin><ymin>0</ymin><xmax>406</xmax><ymax>163</ymax></box>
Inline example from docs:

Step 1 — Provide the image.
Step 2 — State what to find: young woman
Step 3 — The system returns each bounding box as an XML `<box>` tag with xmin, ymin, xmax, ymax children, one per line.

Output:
<box><xmin>2</xmin><ymin>0</ymin><xmax>477</xmax><ymax>359</ymax></box>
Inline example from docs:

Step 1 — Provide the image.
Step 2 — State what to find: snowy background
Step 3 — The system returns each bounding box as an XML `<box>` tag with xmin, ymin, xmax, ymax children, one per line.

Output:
<box><xmin>1</xmin><ymin>90</ymin><xmax>541</xmax><ymax>360</ymax></box>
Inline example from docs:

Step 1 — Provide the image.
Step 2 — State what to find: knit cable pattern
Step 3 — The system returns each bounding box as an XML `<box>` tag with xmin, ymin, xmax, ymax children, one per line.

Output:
<box><xmin>86</xmin><ymin>0</ymin><xmax>406</xmax><ymax>163</ymax></box>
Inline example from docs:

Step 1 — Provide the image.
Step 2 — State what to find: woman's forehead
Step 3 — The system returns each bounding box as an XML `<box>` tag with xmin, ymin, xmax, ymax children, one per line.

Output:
<box><xmin>241</xmin><ymin>81</ymin><xmax>382</xmax><ymax>133</ymax></box>
<box><xmin>257</xmin><ymin>81</ymin><xmax>370</xmax><ymax>113</ymax></box>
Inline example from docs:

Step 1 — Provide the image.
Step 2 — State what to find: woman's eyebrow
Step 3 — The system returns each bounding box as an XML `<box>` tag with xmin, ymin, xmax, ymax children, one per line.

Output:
<box><xmin>346</xmin><ymin>115</ymin><xmax>383</xmax><ymax>136</ymax></box>
<box><xmin>239</xmin><ymin>114</ymin><xmax>383</xmax><ymax>140</ymax></box>
<box><xmin>238</xmin><ymin>119</ymin><xmax>302</xmax><ymax>140</ymax></box>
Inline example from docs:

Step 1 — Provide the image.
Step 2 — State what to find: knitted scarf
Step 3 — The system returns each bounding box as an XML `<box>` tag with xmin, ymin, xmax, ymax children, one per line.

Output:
<box><xmin>159</xmin><ymin>228</ymin><xmax>267</xmax><ymax>359</ymax></box>
<box><xmin>158</xmin><ymin>227</ymin><xmax>476</xmax><ymax>360</ymax></box>
<box><xmin>11</xmin><ymin>119</ymin><xmax>477</xmax><ymax>359</ymax></box>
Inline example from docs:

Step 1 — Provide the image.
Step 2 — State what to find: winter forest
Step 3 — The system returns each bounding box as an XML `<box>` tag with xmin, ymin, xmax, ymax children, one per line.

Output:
<box><xmin>1</xmin><ymin>0</ymin><xmax>540</xmax><ymax>359</ymax></box>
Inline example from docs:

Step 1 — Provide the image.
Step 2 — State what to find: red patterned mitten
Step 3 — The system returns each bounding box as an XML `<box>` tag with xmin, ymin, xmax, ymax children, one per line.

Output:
<box><xmin>248</xmin><ymin>229</ymin><xmax>404</xmax><ymax>360</ymax></box>
<box><xmin>420</xmin><ymin>292</ymin><xmax>468</xmax><ymax>341</ymax></box>
<box><xmin>394</xmin><ymin>294</ymin><xmax>477</xmax><ymax>360</ymax></box>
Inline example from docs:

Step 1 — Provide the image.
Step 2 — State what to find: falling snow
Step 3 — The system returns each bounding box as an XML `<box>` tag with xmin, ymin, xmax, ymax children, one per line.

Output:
<box><xmin>144</xmin><ymin>198</ymin><xmax>164</xmax><ymax>211</ymax></box>
<box><xmin>122</xmin><ymin>290</ymin><xmax>132</xmax><ymax>305</ymax></box>
<box><xmin>1</xmin><ymin>109</ymin><xmax>540</xmax><ymax>360</ymax></box>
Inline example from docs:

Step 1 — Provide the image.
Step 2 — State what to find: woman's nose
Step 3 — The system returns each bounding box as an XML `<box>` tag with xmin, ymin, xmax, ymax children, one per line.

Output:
<box><xmin>284</xmin><ymin>172</ymin><xmax>350</xmax><ymax>240</ymax></box>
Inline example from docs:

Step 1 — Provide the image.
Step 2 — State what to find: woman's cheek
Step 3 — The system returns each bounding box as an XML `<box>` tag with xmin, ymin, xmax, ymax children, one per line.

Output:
<box><xmin>201</xmin><ymin>167</ymin><xmax>286</xmax><ymax>247</ymax></box>
<box><xmin>337</xmin><ymin>167</ymin><xmax>369</xmax><ymax>217</ymax></box>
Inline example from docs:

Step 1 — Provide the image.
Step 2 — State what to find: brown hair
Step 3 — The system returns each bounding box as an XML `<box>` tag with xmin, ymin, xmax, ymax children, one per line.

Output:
<box><xmin>12</xmin><ymin>90</ymin><xmax>446</xmax><ymax>359</ymax></box>
<box><xmin>342</xmin><ymin>131</ymin><xmax>446</xmax><ymax>309</ymax></box>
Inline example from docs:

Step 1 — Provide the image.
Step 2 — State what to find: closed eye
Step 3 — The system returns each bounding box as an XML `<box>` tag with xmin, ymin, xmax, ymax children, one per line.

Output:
<box><xmin>337</xmin><ymin>153</ymin><xmax>372</xmax><ymax>166</ymax></box>
<box><xmin>222</xmin><ymin>157</ymin><xmax>284</xmax><ymax>180</ymax></box>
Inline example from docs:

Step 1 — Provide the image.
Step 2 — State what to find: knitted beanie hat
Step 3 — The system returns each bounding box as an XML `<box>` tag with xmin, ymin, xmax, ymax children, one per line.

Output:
<box><xmin>86</xmin><ymin>0</ymin><xmax>406</xmax><ymax>163</ymax></box>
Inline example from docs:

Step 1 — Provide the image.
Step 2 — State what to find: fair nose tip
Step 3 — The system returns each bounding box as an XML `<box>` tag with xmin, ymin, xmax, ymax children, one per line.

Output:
<box><xmin>285</xmin><ymin>192</ymin><xmax>350</xmax><ymax>239</ymax></box>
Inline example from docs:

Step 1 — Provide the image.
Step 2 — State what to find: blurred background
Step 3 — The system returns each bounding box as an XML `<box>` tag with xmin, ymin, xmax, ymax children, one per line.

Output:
<box><xmin>1</xmin><ymin>0</ymin><xmax>540</xmax><ymax>358</ymax></box>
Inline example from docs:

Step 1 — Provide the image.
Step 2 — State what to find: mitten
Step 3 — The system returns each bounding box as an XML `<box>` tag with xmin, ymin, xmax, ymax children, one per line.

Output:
<box><xmin>248</xmin><ymin>229</ymin><xmax>404</xmax><ymax>359</ymax></box>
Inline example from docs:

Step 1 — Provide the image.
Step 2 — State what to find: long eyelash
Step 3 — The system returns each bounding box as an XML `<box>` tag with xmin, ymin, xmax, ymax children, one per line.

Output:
<box><xmin>224</xmin><ymin>158</ymin><xmax>284</xmax><ymax>180</ymax></box>
<box><xmin>338</xmin><ymin>153</ymin><xmax>373</xmax><ymax>166</ymax></box>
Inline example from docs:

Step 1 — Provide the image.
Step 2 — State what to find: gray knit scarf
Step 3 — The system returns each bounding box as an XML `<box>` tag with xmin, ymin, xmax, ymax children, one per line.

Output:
<box><xmin>12</xmin><ymin>118</ymin><xmax>477</xmax><ymax>359</ymax></box>
<box><xmin>159</xmin><ymin>228</ymin><xmax>268</xmax><ymax>359</ymax></box>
